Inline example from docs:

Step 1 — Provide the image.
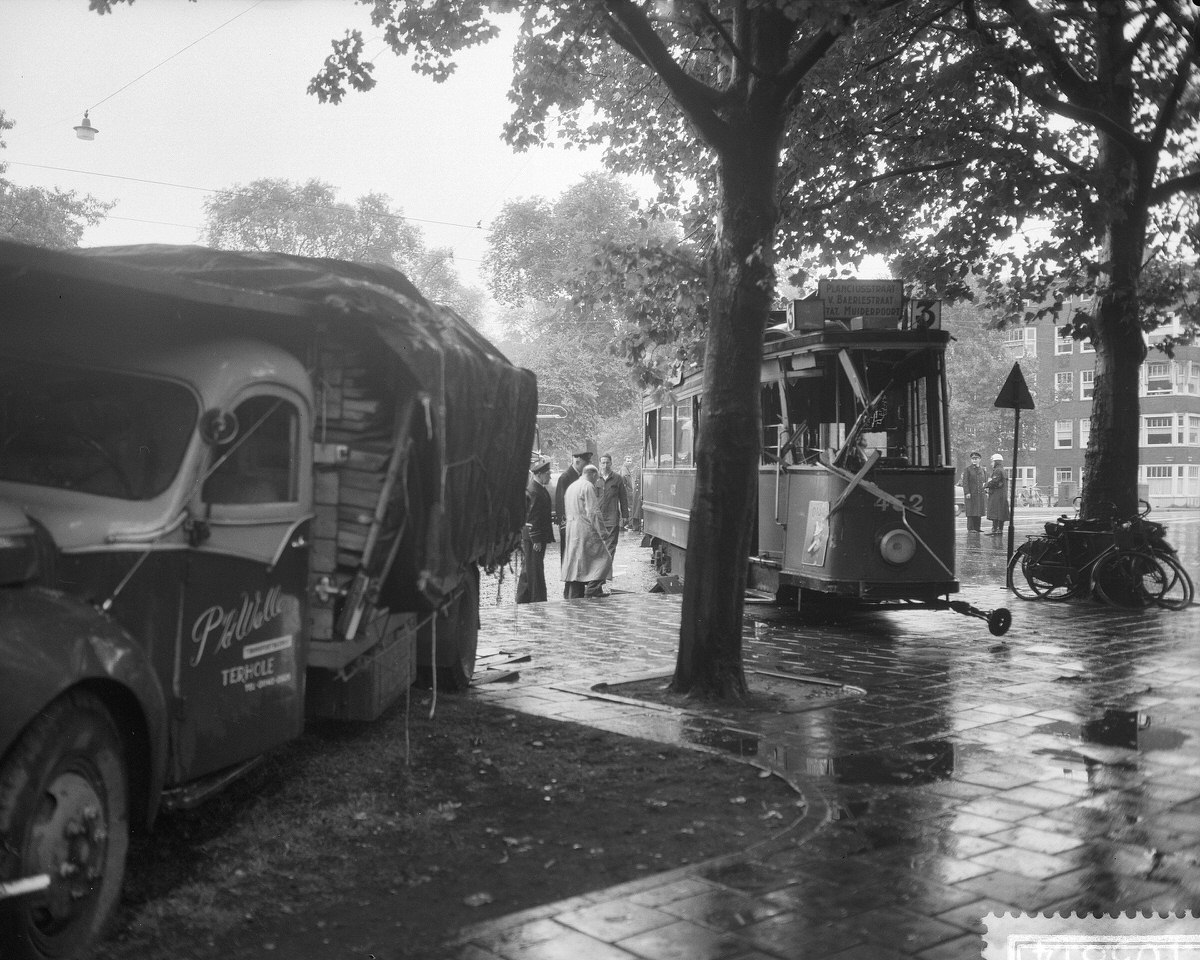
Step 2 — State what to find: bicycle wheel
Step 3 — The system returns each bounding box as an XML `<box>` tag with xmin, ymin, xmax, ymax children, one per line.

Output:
<box><xmin>1152</xmin><ymin>552</ymin><xmax>1194</xmax><ymax>610</ymax></box>
<box><xmin>1091</xmin><ymin>550</ymin><xmax>1164</xmax><ymax>608</ymax></box>
<box><xmin>1008</xmin><ymin>547</ymin><xmax>1041</xmax><ymax>601</ymax></box>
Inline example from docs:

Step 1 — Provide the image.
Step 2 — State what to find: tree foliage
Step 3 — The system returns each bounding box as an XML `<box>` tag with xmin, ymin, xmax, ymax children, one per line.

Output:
<box><xmin>797</xmin><ymin>1</ymin><xmax>1199</xmax><ymax>518</ymax></box>
<box><xmin>201</xmin><ymin>177</ymin><xmax>485</xmax><ymax>325</ymax></box>
<box><xmin>484</xmin><ymin>174</ymin><xmax>654</xmax><ymax>453</ymax></box>
<box><xmin>0</xmin><ymin>110</ymin><xmax>114</xmax><ymax>248</ymax></box>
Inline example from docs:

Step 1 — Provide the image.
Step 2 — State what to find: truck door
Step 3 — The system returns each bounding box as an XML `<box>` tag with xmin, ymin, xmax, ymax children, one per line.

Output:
<box><xmin>176</xmin><ymin>388</ymin><xmax>312</xmax><ymax>780</ymax></box>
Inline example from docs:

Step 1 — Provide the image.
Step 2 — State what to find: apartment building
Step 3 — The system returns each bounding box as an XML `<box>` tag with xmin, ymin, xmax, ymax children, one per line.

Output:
<box><xmin>1002</xmin><ymin>313</ymin><xmax>1200</xmax><ymax>509</ymax></box>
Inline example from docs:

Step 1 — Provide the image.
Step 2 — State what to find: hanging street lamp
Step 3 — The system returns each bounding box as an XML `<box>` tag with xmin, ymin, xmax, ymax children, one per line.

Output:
<box><xmin>73</xmin><ymin>112</ymin><xmax>98</xmax><ymax>141</ymax></box>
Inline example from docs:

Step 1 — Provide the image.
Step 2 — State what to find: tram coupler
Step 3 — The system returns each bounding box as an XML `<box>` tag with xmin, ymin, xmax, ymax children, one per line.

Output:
<box><xmin>934</xmin><ymin>598</ymin><xmax>1012</xmax><ymax>636</ymax></box>
<box><xmin>955</xmin><ymin>600</ymin><xmax>1012</xmax><ymax>636</ymax></box>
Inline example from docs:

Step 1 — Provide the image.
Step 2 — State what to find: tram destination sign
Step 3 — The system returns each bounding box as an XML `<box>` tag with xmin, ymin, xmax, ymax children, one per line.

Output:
<box><xmin>817</xmin><ymin>279</ymin><xmax>904</xmax><ymax>322</ymax></box>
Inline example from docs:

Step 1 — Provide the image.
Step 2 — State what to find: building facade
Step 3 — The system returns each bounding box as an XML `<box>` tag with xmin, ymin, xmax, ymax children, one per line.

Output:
<box><xmin>1002</xmin><ymin>312</ymin><xmax>1200</xmax><ymax>509</ymax></box>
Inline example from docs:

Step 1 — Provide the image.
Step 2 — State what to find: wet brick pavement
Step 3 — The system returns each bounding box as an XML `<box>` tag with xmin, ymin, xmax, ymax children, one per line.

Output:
<box><xmin>458</xmin><ymin>514</ymin><xmax>1200</xmax><ymax>959</ymax></box>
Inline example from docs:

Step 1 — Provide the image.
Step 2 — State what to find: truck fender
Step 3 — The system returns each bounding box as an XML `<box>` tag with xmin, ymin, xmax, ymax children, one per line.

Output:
<box><xmin>0</xmin><ymin>587</ymin><xmax>169</xmax><ymax>831</ymax></box>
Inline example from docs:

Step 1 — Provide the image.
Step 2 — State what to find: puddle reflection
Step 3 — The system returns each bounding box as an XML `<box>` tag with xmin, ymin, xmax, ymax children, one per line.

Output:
<box><xmin>1037</xmin><ymin>709</ymin><xmax>1188</xmax><ymax>752</ymax></box>
<box><xmin>681</xmin><ymin>722</ymin><xmax>958</xmax><ymax>787</ymax></box>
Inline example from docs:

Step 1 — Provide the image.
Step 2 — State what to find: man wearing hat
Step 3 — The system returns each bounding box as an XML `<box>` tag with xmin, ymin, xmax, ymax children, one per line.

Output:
<box><xmin>553</xmin><ymin>450</ymin><xmax>593</xmax><ymax>597</ymax></box>
<box><xmin>983</xmin><ymin>453</ymin><xmax>1010</xmax><ymax>535</ymax></box>
<box><xmin>959</xmin><ymin>451</ymin><xmax>986</xmax><ymax>533</ymax></box>
<box><xmin>517</xmin><ymin>458</ymin><xmax>555</xmax><ymax>603</ymax></box>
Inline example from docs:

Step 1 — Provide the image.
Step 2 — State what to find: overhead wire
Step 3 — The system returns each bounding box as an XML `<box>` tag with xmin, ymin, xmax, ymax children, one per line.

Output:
<box><xmin>4</xmin><ymin>160</ymin><xmax>486</xmax><ymax>233</ymax></box>
<box><xmin>88</xmin><ymin>1</ymin><xmax>266</xmax><ymax>114</ymax></box>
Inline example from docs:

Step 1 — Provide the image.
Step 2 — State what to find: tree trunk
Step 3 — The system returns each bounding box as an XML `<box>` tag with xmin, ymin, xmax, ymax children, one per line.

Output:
<box><xmin>1082</xmin><ymin>220</ymin><xmax>1146</xmax><ymax>520</ymax></box>
<box><xmin>671</xmin><ymin>133</ymin><xmax>780</xmax><ymax>700</ymax></box>
<box><xmin>1079</xmin><ymin>5</ymin><xmax>1151</xmax><ymax>521</ymax></box>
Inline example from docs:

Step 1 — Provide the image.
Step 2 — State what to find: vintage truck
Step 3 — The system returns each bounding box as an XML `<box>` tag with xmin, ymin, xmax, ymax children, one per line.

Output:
<box><xmin>0</xmin><ymin>240</ymin><xmax>537</xmax><ymax>959</ymax></box>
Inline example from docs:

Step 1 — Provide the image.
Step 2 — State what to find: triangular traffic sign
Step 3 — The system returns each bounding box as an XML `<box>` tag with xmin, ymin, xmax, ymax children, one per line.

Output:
<box><xmin>994</xmin><ymin>362</ymin><xmax>1035</xmax><ymax>410</ymax></box>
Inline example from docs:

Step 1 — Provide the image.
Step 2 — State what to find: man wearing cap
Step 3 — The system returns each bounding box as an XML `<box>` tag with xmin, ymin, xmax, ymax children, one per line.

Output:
<box><xmin>554</xmin><ymin>450</ymin><xmax>592</xmax><ymax>598</ymax></box>
<box><xmin>984</xmin><ymin>453</ymin><xmax>1010</xmax><ymax>535</ymax></box>
<box><xmin>517</xmin><ymin>458</ymin><xmax>555</xmax><ymax>604</ymax></box>
<box><xmin>960</xmin><ymin>451</ymin><xmax>986</xmax><ymax>533</ymax></box>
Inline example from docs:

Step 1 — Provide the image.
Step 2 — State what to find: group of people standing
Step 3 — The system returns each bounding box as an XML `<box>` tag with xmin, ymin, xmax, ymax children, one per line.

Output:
<box><xmin>516</xmin><ymin>449</ymin><xmax>630</xmax><ymax>604</ymax></box>
<box><xmin>959</xmin><ymin>450</ymin><xmax>1010</xmax><ymax>535</ymax></box>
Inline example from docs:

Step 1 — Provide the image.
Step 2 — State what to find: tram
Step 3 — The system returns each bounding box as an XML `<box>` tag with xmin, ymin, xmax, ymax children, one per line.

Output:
<box><xmin>641</xmin><ymin>295</ymin><xmax>1011</xmax><ymax>635</ymax></box>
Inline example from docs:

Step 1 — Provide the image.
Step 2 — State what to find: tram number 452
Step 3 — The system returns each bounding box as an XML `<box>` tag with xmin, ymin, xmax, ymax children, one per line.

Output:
<box><xmin>875</xmin><ymin>494</ymin><xmax>923</xmax><ymax>512</ymax></box>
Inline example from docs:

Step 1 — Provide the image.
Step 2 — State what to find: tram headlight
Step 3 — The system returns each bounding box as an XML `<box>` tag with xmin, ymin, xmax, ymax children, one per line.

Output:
<box><xmin>878</xmin><ymin>528</ymin><xmax>917</xmax><ymax>566</ymax></box>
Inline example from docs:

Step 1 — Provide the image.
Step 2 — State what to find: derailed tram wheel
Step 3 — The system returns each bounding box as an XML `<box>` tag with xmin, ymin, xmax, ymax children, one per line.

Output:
<box><xmin>987</xmin><ymin>607</ymin><xmax>1012</xmax><ymax>636</ymax></box>
<box><xmin>0</xmin><ymin>691</ymin><xmax>130</xmax><ymax>960</ymax></box>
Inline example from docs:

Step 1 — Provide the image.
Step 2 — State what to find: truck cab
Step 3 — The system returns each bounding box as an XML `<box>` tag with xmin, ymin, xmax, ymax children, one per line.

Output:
<box><xmin>0</xmin><ymin>240</ymin><xmax>537</xmax><ymax>960</ymax></box>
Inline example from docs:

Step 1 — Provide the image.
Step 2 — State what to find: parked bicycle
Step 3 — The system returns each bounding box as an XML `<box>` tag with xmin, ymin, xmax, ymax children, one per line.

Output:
<box><xmin>1008</xmin><ymin>499</ymin><xmax>1194</xmax><ymax>609</ymax></box>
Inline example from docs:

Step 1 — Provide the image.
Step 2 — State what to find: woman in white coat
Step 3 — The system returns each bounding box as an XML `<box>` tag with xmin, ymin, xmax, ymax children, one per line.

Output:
<box><xmin>562</xmin><ymin>464</ymin><xmax>613</xmax><ymax>598</ymax></box>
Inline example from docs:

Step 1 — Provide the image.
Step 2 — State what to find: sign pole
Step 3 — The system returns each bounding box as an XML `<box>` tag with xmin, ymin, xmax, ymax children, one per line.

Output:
<box><xmin>1008</xmin><ymin>410</ymin><xmax>1021</xmax><ymax>562</ymax></box>
<box><xmin>993</xmin><ymin>362</ymin><xmax>1036</xmax><ymax>566</ymax></box>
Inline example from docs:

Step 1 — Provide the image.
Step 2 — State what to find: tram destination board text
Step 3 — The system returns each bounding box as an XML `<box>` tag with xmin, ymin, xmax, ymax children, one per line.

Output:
<box><xmin>817</xmin><ymin>279</ymin><xmax>904</xmax><ymax>320</ymax></box>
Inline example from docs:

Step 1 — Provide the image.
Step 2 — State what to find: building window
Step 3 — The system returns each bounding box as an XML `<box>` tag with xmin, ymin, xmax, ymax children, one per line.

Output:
<box><xmin>1003</xmin><ymin>327</ymin><xmax>1038</xmax><ymax>359</ymax></box>
<box><xmin>1081</xmin><ymin>339</ymin><xmax>1095</xmax><ymax>353</ymax></box>
<box><xmin>1054</xmin><ymin>466</ymin><xmax>1073</xmax><ymax>486</ymax></box>
<box><xmin>1055</xmin><ymin>332</ymin><xmax>1073</xmax><ymax>355</ymax></box>
<box><xmin>1080</xmin><ymin>368</ymin><xmax>1094</xmax><ymax>400</ymax></box>
<box><xmin>1187</xmin><ymin>362</ymin><xmax>1200</xmax><ymax>395</ymax></box>
<box><xmin>1143</xmin><ymin>464</ymin><xmax>1174</xmax><ymax>497</ymax></box>
<box><xmin>1142</xmin><ymin>415</ymin><xmax>1176</xmax><ymax>446</ymax></box>
<box><xmin>1079</xmin><ymin>418</ymin><xmax>1090</xmax><ymax>447</ymax></box>
<box><xmin>1188</xmin><ymin>414</ymin><xmax>1200</xmax><ymax>446</ymax></box>
<box><xmin>1187</xmin><ymin>466</ymin><xmax>1200</xmax><ymax>499</ymax></box>
<box><xmin>1145</xmin><ymin>361</ymin><xmax>1174</xmax><ymax>396</ymax></box>
<box><xmin>1055</xmin><ymin>419</ymin><xmax>1073</xmax><ymax>448</ymax></box>
<box><xmin>1054</xmin><ymin>371</ymin><xmax>1073</xmax><ymax>401</ymax></box>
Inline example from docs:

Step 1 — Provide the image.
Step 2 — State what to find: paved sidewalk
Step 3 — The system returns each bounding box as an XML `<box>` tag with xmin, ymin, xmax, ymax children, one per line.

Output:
<box><xmin>453</xmin><ymin>525</ymin><xmax>1200</xmax><ymax>959</ymax></box>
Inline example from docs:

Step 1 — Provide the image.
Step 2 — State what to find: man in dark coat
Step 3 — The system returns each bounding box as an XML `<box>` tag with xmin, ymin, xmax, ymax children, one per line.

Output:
<box><xmin>553</xmin><ymin>450</ymin><xmax>592</xmax><ymax>597</ymax></box>
<box><xmin>959</xmin><ymin>451</ymin><xmax>986</xmax><ymax>533</ymax></box>
<box><xmin>517</xmin><ymin>458</ymin><xmax>555</xmax><ymax>603</ymax></box>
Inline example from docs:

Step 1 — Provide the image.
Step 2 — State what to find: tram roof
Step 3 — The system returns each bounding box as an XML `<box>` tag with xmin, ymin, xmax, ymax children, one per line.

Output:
<box><xmin>762</xmin><ymin>324</ymin><xmax>950</xmax><ymax>358</ymax></box>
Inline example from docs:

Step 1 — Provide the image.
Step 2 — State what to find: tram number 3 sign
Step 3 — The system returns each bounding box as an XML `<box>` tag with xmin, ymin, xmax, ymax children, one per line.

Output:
<box><xmin>906</xmin><ymin>300</ymin><xmax>942</xmax><ymax>331</ymax></box>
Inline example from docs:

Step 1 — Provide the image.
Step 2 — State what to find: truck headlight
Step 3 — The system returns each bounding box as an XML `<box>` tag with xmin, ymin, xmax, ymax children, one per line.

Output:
<box><xmin>878</xmin><ymin>528</ymin><xmax>917</xmax><ymax>566</ymax></box>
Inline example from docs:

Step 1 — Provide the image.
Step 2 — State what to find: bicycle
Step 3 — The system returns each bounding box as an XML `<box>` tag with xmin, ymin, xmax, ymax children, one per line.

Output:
<box><xmin>1008</xmin><ymin>500</ymin><xmax>1193</xmax><ymax>609</ymax></box>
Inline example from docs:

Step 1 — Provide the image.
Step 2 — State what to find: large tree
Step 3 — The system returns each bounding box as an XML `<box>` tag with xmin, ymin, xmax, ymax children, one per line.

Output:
<box><xmin>0</xmin><ymin>110</ymin><xmax>114</xmax><ymax>248</ymax></box>
<box><xmin>786</xmin><ymin>1</ymin><xmax>1199</xmax><ymax>520</ymax></box>
<box><xmin>202</xmin><ymin>177</ymin><xmax>486</xmax><ymax>325</ymax></box>
<box><xmin>303</xmin><ymin>1</ymin><xmax>893</xmax><ymax>700</ymax></box>
<box><xmin>952</xmin><ymin>0</ymin><xmax>1198</xmax><ymax>520</ymax></box>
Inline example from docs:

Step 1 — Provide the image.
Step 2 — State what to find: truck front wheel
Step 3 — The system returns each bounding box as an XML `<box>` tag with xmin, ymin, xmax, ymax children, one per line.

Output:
<box><xmin>0</xmin><ymin>690</ymin><xmax>130</xmax><ymax>960</ymax></box>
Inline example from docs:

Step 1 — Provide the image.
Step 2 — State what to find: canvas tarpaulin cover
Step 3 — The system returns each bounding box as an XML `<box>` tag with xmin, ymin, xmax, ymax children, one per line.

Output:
<box><xmin>0</xmin><ymin>240</ymin><xmax>538</xmax><ymax>607</ymax></box>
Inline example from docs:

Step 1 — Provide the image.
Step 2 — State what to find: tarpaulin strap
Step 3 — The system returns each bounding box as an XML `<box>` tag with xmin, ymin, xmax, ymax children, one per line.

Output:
<box><xmin>428</xmin><ymin>613</ymin><xmax>438</xmax><ymax>719</ymax></box>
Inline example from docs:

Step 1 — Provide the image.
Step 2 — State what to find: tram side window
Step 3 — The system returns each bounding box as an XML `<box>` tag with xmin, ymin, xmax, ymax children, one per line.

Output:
<box><xmin>674</xmin><ymin>402</ymin><xmax>693</xmax><ymax>466</ymax></box>
<box><xmin>658</xmin><ymin>404</ymin><xmax>675</xmax><ymax>467</ymax></box>
<box><xmin>761</xmin><ymin>382</ymin><xmax>783</xmax><ymax>463</ymax></box>
<box><xmin>783</xmin><ymin>376</ymin><xmax>820</xmax><ymax>463</ymax></box>
<box><xmin>643</xmin><ymin>409</ymin><xmax>658</xmax><ymax>466</ymax></box>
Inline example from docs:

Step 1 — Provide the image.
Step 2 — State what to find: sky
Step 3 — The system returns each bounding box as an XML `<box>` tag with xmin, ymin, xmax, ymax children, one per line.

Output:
<box><xmin>0</xmin><ymin>0</ymin><xmax>609</xmax><ymax>295</ymax></box>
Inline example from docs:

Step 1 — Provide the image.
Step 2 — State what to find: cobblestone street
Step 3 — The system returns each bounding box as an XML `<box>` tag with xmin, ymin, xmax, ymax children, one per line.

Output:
<box><xmin>460</xmin><ymin>512</ymin><xmax>1200</xmax><ymax>959</ymax></box>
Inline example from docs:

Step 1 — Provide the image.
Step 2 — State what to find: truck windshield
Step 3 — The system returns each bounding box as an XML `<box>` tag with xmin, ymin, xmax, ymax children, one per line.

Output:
<box><xmin>0</xmin><ymin>359</ymin><xmax>198</xmax><ymax>501</ymax></box>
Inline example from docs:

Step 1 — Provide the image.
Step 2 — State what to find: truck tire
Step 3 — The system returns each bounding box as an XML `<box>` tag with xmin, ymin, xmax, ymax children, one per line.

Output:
<box><xmin>0</xmin><ymin>690</ymin><xmax>130</xmax><ymax>960</ymax></box>
<box><xmin>418</xmin><ymin>565</ymin><xmax>480</xmax><ymax>693</ymax></box>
